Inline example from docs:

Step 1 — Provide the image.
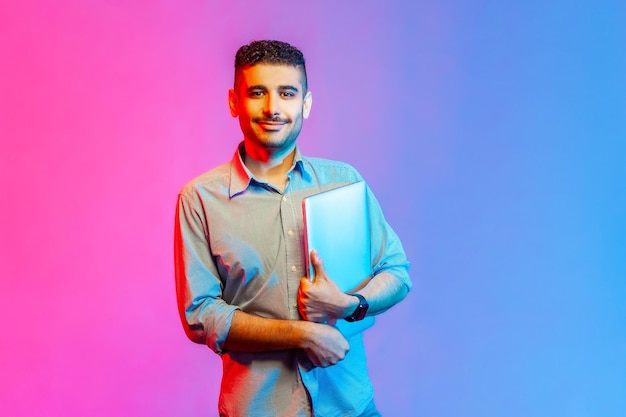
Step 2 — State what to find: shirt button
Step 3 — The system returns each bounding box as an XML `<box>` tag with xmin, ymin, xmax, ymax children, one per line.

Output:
<box><xmin>283</xmin><ymin>196</ymin><xmax>288</xmax><ymax>202</ymax></box>
<box><xmin>288</xmin><ymin>229</ymin><xmax>294</xmax><ymax>237</ymax></box>
<box><xmin>291</xmin><ymin>265</ymin><xmax>297</xmax><ymax>272</ymax></box>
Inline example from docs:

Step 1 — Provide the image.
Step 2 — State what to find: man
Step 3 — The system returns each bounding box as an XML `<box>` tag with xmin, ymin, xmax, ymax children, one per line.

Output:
<box><xmin>175</xmin><ymin>40</ymin><xmax>411</xmax><ymax>417</ymax></box>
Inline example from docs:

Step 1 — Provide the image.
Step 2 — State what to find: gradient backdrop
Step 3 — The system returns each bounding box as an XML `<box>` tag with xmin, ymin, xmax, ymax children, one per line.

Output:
<box><xmin>1</xmin><ymin>1</ymin><xmax>625</xmax><ymax>416</ymax></box>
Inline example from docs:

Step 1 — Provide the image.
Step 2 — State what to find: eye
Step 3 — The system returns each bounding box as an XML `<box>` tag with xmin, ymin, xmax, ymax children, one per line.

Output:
<box><xmin>280</xmin><ymin>91</ymin><xmax>296</xmax><ymax>98</ymax></box>
<box><xmin>248</xmin><ymin>90</ymin><xmax>265</xmax><ymax>98</ymax></box>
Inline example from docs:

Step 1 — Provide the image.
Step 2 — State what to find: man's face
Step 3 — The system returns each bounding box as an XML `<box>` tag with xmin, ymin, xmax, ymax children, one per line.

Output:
<box><xmin>229</xmin><ymin>64</ymin><xmax>312</xmax><ymax>155</ymax></box>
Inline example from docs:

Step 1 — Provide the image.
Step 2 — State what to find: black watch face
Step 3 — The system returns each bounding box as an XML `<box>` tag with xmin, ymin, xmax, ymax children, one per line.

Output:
<box><xmin>356</xmin><ymin>304</ymin><xmax>367</xmax><ymax>321</ymax></box>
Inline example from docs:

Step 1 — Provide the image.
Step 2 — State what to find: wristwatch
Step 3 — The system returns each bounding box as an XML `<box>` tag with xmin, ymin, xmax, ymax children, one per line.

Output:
<box><xmin>344</xmin><ymin>294</ymin><xmax>369</xmax><ymax>322</ymax></box>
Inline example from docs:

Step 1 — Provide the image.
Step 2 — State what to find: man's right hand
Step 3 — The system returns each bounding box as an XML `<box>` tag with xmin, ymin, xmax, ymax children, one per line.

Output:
<box><xmin>301</xmin><ymin>322</ymin><xmax>349</xmax><ymax>368</ymax></box>
<box><xmin>224</xmin><ymin>310</ymin><xmax>349</xmax><ymax>367</ymax></box>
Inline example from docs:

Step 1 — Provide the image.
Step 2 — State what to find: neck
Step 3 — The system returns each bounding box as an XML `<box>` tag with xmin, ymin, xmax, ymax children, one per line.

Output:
<box><xmin>243</xmin><ymin>144</ymin><xmax>296</xmax><ymax>191</ymax></box>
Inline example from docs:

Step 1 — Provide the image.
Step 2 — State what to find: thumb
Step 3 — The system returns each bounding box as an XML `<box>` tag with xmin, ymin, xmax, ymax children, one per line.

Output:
<box><xmin>310</xmin><ymin>250</ymin><xmax>328</xmax><ymax>282</ymax></box>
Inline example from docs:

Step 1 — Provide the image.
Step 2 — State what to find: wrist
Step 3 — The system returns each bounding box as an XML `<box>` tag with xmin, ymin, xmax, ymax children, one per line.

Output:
<box><xmin>339</xmin><ymin>293</ymin><xmax>360</xmax><ymax>319</ymax></box>
<box><xmin>297</xmin><ymin>320</ymin><xmax>326</xmax><ymax>349</ymax></box>
<box><xmin>344</xmin><ymin>293</ymin><xmax>369</xmax><ymax>322</ymax></box>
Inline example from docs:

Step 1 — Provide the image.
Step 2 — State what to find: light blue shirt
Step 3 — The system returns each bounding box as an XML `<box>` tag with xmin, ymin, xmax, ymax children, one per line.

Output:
<box><xmin>175</xmin><ymin>143</ymin><xmax>411</xmax><ymax>417</ymax></box>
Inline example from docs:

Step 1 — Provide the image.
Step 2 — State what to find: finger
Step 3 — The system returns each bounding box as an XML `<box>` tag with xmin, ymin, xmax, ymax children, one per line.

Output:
<box><xmin>299</xmin><ymin>276</ymin><xmax>311</xmax><ymax>290</ymax></box>
<box><xmin>297</xmin><ymin>288</ymin><xmax>308</xmax><ymax>319</ymax></box>
<box><xmin>306</xmin><ymin>351</ymin><xmax>320</xmax><ymax>367</ymax></box>
<box><xmin>310</xmin><ymin>250</ymin><xmax>327</xmax><ymax>282</ymax></box>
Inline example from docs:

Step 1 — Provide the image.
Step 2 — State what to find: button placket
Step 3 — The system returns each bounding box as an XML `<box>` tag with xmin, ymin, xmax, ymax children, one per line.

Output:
<box><xmin>281</xmin><ymin>191</ymin><xmax>302</xmax><ymax>319</ymax></box>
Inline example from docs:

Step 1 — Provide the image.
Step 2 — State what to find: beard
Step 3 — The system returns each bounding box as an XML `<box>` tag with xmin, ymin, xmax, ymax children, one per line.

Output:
<box><xmin>246</xmin><ymin>111</ymin><xmax>304</xmax><ymax>150</ymax></box>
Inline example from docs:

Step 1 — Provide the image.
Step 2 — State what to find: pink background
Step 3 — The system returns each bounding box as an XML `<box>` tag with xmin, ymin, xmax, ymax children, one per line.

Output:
<box><xmin>2</xmin><ymin>1</ymin><xmax>625</xmax><ymax>416</ymax></box>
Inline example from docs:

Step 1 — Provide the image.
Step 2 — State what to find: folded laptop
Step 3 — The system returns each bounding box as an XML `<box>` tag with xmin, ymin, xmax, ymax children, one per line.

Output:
<box><xmin>302</xmin><ymin>181</ymin><xmax>375</xmax><ymax>336</ymax></box>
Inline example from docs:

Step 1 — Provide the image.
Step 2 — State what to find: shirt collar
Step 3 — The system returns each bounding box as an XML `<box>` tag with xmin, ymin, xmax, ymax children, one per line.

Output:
<box><xmin>228</xmin><ymin>142</ymin><xmax>312</xmax><ymax>198</ymax></box>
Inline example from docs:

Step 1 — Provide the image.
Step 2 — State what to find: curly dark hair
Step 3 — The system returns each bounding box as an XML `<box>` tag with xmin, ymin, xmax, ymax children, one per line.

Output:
<box><xmin>234</xmin><ymin>40</ymin><xmax>308</xmax><ymax>91</ymax></box>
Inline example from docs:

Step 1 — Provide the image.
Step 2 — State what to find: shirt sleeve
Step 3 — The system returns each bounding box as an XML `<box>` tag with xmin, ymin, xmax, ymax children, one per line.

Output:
<box><xmin>366</xmin><ymin>185</ymin><xmax>412</xmax><ymax>291</ymax></box>
<box><xmin>174</xmin><ymin>190</ymin><xmax>238</xmax><ymax>354</ymax></box>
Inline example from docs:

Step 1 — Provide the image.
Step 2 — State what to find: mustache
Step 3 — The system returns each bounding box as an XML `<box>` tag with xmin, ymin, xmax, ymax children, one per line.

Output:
<box><xmin>253</xmin><ymin>116</ymin><xmax>290</xmax><ymax>123</ymax></box>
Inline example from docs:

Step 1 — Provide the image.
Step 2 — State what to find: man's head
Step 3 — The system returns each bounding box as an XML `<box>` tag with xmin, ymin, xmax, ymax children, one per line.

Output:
<box><xmin>229</xmin><ymin>40</ymin><xmax>312</xmax><ymax>157</ymax></box>
<box><xmin>234</xmin><ymin>40</ymin><xmax>308</xmax><ymax>93</ymax></box>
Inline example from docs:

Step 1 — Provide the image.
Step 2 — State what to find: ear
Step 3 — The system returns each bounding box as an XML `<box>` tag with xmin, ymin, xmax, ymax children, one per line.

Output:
<box><xmin>228</xmin><ymin>89</ymin><xmax>238</xmax><ymax>117</ymax></box>
<box><xmin>303</xmin><ymin>91</ymin><xmax>313</xmax><ymax>119</ymax></box>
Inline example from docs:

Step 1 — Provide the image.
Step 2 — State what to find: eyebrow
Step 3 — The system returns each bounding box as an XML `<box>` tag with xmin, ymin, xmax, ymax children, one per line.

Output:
<box><xmin>245</xmin><ymin>85</ymin><xmax>300</xmax><ymax>93</ymax></box>
<box><xmin>278</xmin><ymin>85</ymin><xmax>299</xmax><ymax>93</ymax></box>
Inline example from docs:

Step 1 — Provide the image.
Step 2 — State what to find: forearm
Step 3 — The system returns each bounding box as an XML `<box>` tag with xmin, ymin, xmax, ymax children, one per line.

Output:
<box><xmin>223</xmin><ymin>310</ymin><xmax>350</xmax><ymax>368</ymax></box>
<box><xmin>358</xmin><ymin>272</ymin><xmax>409</xmax><ymax>315</ymax></box>
<box><xmin>338</xmin><ymin>272</ymin><xmax>409</xmax><ymax>319</ymax></box>
<box><xmin>224</xmin><ymin>310</ymin><xmax>316</xmax><ymax>352</ymax></box>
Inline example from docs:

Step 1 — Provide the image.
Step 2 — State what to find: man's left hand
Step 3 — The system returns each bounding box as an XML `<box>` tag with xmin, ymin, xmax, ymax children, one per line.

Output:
<box><xmin>298</xmin><ymin>250</ymin><xmax>356</xmax><ymax>323</ymax></box>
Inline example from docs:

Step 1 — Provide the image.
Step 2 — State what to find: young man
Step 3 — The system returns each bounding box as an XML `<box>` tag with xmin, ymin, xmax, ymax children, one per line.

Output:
<box><xmin>175</xmin><ymin>40</ymin><xmax>411</xmax><ymax>417</ymax></box>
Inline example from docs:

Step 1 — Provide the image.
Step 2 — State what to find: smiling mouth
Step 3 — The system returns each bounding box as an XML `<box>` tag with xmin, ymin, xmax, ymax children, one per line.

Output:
<box><xmin>256</xmin><ymin>119</ymin><xmax>288</xmax><ymax>130</ymax></box>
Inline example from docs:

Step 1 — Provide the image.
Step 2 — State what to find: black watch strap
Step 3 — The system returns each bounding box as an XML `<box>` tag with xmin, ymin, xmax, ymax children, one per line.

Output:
<box><xmin>344</xmin><ymin>293</ymin><xmax>369</xmax><ymax>322</ymax></box>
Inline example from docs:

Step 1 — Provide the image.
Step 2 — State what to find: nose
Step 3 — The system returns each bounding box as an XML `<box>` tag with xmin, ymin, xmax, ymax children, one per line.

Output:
<box><xmin>263</xmin><ymin>92</ymin><xmax>279</xmax><ymax>116</ymax></box>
